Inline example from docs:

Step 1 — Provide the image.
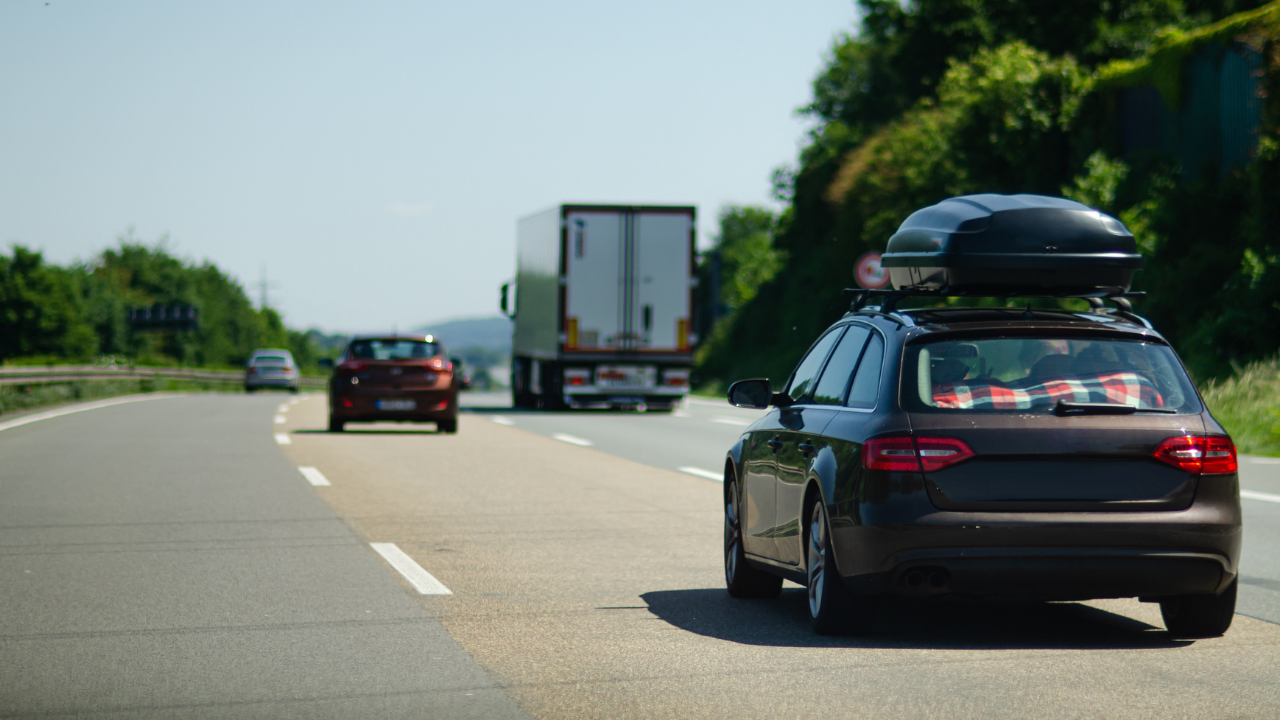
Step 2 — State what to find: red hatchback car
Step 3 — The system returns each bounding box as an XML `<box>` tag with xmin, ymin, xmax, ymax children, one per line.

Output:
<box><xmin>327</xmin><ymin>335</ymin><xmax>459</xmax><ymax>433</ymax></box>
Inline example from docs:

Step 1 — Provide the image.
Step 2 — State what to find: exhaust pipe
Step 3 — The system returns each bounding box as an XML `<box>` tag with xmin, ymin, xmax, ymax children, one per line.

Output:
<box><xmin>928</xmin><ymin>570</ymin><xmax>949</xmax><ymax>589</ymax></box>
<box><xmin>905</xmin><ymin>570</ymin><xmax>925</xmax><ymax>588</ymax></box>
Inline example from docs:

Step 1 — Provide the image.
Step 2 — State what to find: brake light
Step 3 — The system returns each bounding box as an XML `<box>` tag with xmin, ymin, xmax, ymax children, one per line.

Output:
<box><xmin>426</xmin><ymin>357</ymin><xmax>450</xmax><ymax>371</ymax></box>
<box><xmin>1153</xmin><ymin>436</ymin><xmax>1237</xmax><ymax>474</ymax></box>
<box><xmin>341</xmin><ymin>396</ymin><xmax>353</xmax><ymax>408</ymax></box>
<box><xmin>915</xmin><ymin>437</ymin><xmax>976</xmax><ymax>472</ymax></box>
<box><xmin>246</xmin><ymin>367</ymin><xmax>257</xmax><ymax>375</ymax></box>
<box><xmin>863</xmin><ymin>436</ymin><xmax>919</xmax><ymax>471</ymax></box>
<box><xmin>341</xmin><ymin>362</ymin><xmax>365</xmax><ymax>372</ymax></box>
<box><xmin>863</xmin><ymin>435</ymin><xmax>975</xmax><ymax>472</ymax></box>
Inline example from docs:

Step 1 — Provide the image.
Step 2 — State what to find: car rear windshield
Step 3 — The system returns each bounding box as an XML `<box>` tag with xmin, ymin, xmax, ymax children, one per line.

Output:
<box><xmin>901</xmin><ymin>335</ymin><xmax>1202</xmax><ymax>414</ymax></box>
<box><xmin>251</xmin><ymin>355</ymin><xmax>289</xmax><ymax>365</ymax></box>
<box><xmin>347</xmin><ymin>340</ymin><xmax>440</xmax><ymax>361</ymax></box>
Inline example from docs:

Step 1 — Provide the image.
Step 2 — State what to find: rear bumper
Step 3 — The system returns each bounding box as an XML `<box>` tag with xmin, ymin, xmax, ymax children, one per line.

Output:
<box><xmin>865</xmin><ymin>548</ymin><xmax>1230</xmax><ymax>600</ymax></box>
<box><xmin>830</xmin><ymin>475</ymin><xmax>1242</xmax><ymax>600</ymax></box>
<box><xmin>246</xmin><ymin>376</ymin><xmax>298</xmax><ymax>388</ymax></box>
<box><xmin>330</xmin><ymin>388</ymin><xmax>457</xmax><ymax>421</ymax></box>
<box><xmin>564</xmin><ymin>393</ymin><xmax>685</xmax><ymax>410</ymax></box>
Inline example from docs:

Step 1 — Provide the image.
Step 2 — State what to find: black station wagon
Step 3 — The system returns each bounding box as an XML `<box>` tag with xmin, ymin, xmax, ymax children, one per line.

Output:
<box><xmin>722</xmin><ymin>195</ymin><xmax>1241</xmax><ymax>638</ymax></box>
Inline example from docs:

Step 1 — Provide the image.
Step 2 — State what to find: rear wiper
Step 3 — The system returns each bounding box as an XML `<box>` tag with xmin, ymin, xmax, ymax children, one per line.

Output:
<box><xmin>1053</xmin><ymin>400</ymin><xmax>1176</xmax><ymax>415</ymax></box>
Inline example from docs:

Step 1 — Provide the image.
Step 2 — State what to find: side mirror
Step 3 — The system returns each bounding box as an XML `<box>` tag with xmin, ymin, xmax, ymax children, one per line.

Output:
<box><xmin>727</xmin><ymin>378</ymin><xmax>773</xmax><ymax>409</ymax></box>
<box><xmin>500</xmin><ymin>282</ymin><xmax>515</xmax><ymax>319</ymax></box>
<box><xmin>318</xmin><ymin>358</ymin><xmax>334</xmax><ymax>370</ymax></box>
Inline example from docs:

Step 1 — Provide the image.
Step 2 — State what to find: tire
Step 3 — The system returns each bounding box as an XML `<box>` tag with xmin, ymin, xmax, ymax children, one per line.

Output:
<box><xmin>1161</xmin><ymin>579</ymin><xmax>1237</xmax><ymax>638</ymax></box>
<box><xmin>724</xmin><ymin>478</ymin><xmax>782</xmax><ymax>598</ymax></box>
<box><xmin>437</xmin><ymin>418</ymin><xmax>458</xmax><ymax>434</ymax></box>
<box><xmin>328</xmin><ymin>416</ymin><xmax>344</xmax><ymax>433</ymax></box>
<box><xmin>290</xmin><ymin>385</ymin><xmax>299</xmax><ymax>394</ymax></box>
<box><xmin>245</xmin><ymin>386</ymin><xmax>256</xmax><ymax>393</ymax></box>
<box><xmin>807</xmin><ymin>501</ymin><xmax>873</xmax><ymax>635</ymax></box>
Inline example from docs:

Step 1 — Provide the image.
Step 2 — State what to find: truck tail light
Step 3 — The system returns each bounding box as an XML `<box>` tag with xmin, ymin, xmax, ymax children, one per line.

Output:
<box><xmin>564</xmin><ymin>368</ymin><xmax>591</xmax><ymax>386</ymax></box>
<box><xmin>664</xmin><ymin>368</ymin><xmax>690</xmax><ymax>387</ymax></box>
<box><xmin>1153</xmin><ymin>436</ymin><xmax>1237</xmax><ymax>474</ymax></box>
<box><xmin>863</xmin><ymin>435</ymin><xmax>974</xmax><ymax>472</ymax></box>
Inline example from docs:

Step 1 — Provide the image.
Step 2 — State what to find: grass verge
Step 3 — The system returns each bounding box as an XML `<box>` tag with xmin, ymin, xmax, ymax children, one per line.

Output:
<box><xmin>1201</xmin><ymin>356</ymin><xmax>1280</xmax><ymax>457</ymax></box>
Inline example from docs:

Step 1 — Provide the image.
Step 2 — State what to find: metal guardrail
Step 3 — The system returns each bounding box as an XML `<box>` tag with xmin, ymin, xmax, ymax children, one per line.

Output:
<box><xmin>0</xmin><ymin>365</ymin><xmax>327</xmax><ymax>389</ymax></box>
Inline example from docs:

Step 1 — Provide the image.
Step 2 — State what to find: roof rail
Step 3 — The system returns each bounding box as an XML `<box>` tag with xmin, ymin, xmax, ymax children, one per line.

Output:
<box><xmin>840</xmin><ymin>288</ymin><xmax>1150</xmax><ymax>325</ymax></box>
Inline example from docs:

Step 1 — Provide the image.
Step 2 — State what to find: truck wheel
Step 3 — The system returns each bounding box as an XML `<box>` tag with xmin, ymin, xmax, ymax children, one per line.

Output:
<box><xmin>1161</xmin><ymin>579</ymin><xmax>1237</xmax><ymax>638</ymax></box>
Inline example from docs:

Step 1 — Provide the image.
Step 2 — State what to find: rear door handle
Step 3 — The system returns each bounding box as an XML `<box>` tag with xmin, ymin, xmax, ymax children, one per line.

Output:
<box><xmin>767</xmin><ymin>439</ymin><xmax>783</xmax><ymax>452</ymax></box>
<box><xmin>798</xmin><ymin>441</ymin><xmax>816</xmax><ymax>458</ymax></box>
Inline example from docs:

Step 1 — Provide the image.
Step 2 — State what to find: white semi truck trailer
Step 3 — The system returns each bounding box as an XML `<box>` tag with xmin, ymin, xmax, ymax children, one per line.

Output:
<box><xmin>500</xmin><ymin>204</ymin><xmax>697</xmax><ymax>410</ymax></box>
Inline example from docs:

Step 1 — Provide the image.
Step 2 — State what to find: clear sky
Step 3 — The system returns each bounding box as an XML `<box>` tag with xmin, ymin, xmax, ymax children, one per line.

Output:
<box><xmin>1</xmin><ymin>1</ymin><xmax>857</xmax><ymax>333</ymax></box>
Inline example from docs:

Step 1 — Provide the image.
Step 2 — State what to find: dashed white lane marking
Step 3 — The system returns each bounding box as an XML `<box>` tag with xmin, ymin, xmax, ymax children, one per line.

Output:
<box><xmin>491</xmin><ymin>416</ymin><xmax>515</xmax><ymax>426</ymax></box>
<box><xmin>711</xmin><ymin>416</ymin><xmax>753</xmax><ymax>427</ymax></box>
<box><xmin>298</xmin><ymin>466</ymin><xmax>330</xmax><ymax>487</ymax></box>
<box><xmin>0</xmin><ymin>394</ymin><xmax>180</xmax><ymax>434</ymax></box>
<box><xmin>370</xmin><ymin>543</ymin><xmax>452</xmax><ymax>595</ymax></box>
<box><xmin>1242</xmin><ymin>490</ymin><xmax>1280</xmax><ymax>504</ymax></box>
<box><xmin>278</xmin><ymin>404</ymin><xmax>289</xmax><ymax>413</ymax></box>
<box><xmin>679</xmin><ymin>466</ymin><xmax>723</xmax><ymax>482</ymax></box>
<box><xmin>553</xmin><ymin>433</ymin><xmax>592</xmax><ymax>447</ymax></box>
<box><xmin>274</xmin><ymin>415</ymin><xmax>286</xmax><ymax>424</ymax></box>
<box><xmin>274</xmin><ymin>433</ymin><xmax>291</xmax><ymax>445</ymax></box>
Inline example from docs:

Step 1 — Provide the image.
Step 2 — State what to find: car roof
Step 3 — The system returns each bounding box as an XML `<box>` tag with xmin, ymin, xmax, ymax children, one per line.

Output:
<box><xmin>250</xmin><ymin>348</ymin><xmax>292</xmax><ymax>355</ymax></box>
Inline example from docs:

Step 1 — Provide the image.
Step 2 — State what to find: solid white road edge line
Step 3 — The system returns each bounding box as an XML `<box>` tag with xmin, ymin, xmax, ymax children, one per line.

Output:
<box><xmin>712</xmin><ymin>417</ymin><xmax>753</xmax><ymax>427</ymax></box>
<box><xmin>370</xmin><ymin>543</ymin><xmax>452</xmax><ymax>595</ymax></box>
<box><xmin>275</xmin><ymin>433</ymin><xmax>291</xmax><ymax>445</ymax></box>
<box><xmin>0</xmin><ymin>394</ymin><xmax>180</xmax><ymax>434</ymax></box>
<box><xmin>1241</xmin><ymin>489</ymin><xmax>1280</xmax><ymax>504</ymax></box>
<box><xmin>298</xmin><ymin>466</ymin><xmax>331</xmax><ymax>487</ymax></box>
<box><xmin>552</xmin><ymin>433</ymin><xmax>593</xmax><ymax>447</ymax></box>
<box><xmin>491</xmin><ymin>416</ymin><xmax>515</xmax><ymax>426</ymax></box>
<box><xmin>679</xmin><ymin>466</ymin><xmax>724</xmax><ymax>482</ymax></box>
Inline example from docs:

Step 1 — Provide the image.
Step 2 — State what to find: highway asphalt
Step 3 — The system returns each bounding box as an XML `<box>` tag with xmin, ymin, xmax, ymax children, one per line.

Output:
<box><xmin>2</xmin><ymin>391</ymin><xmax>1279</xmax><ymax>718</ymax></box>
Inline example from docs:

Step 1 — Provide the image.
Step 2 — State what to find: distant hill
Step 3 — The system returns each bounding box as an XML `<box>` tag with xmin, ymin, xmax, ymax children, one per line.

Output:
<box><xmin>414</xmin><ymin>316</ymin><xmax>512</xmax><ymax>353</ymax></box>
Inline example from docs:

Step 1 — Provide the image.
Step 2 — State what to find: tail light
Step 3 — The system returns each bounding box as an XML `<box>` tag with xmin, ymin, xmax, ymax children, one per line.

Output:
<box><xmin>246</xmin><ymin>367</ymin><xmax>257</xmax><ymax>375</ymax></box>
<box><xmin>663</xmin><ymin>368</ymin><xmax>690</xmax><ymax>387</ymax></box>
<box><xmin>426</xmin><ymin>357</ymin><xmax>450</xmax><ymax>371</ymax></box>
<box><xmin>341</xmin><ymin>396</ymin><xmax>353</xmax><ymax>408</ymax></box>
<box><xmin>863</xmin><ymin>435</ymin><xmax>975</xmax><ymax>472</ymax></box>
<box><xmin>341</xmin><ymin>362</ymin><xmax>365</xmax><ymax>372</ymax></box>
<box><xmin>1153</xmin><ymin>436</ymin><xmax>1237</xmax><ymax>474</ymax></box>
<box><xmin>564</xmin><ymin>368</ymin><xmax>591</xmax><ymax>386</ymax></box>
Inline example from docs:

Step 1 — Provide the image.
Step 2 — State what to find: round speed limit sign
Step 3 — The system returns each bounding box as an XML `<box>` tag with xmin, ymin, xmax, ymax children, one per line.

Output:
<box><xmin>854</xmin><ymin>252</ymin><xmax>889</xmax><ymax>289</ymax></box>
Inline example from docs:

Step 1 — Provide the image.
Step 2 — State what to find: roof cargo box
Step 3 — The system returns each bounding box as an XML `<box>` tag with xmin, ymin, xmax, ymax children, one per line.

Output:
<box><xmin>881</xmin><ymin>194</ymin><xmax>1142</xmax><ymax>296</ymax></box>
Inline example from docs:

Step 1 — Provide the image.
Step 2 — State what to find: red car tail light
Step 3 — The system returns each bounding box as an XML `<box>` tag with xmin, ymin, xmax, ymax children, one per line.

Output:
<box><xmin>915</xmin><ymin>437</ymin><xmax>976</xmax><ymax>472</ymax></box>
<box><xmin>426</xmin><ymin>357</ymin><xmax>450</xmax><ymax>371</ymax></box>
<box><xmin>864</xmin><ymin>436</ymin><xmax>921</xmax><ymax>472</ymax></box>
<box><xmin>1154</xmin><ymin>436</ymin><xmax>1237</xmax><ymax>474</ymax></box>
<box><xmin>863</xmin><ymin>436</ymin><xmax>975</xmax><ymax>472</ymax></box>
<box><xmin>340</xmin><ymin>396</ymin><xmax>353</xmax><ymax>408</ymax></box>
<box><xmin>341</xmin><ymin>362</ymin><xmax>365</xmax><ymax>372</ymax></box>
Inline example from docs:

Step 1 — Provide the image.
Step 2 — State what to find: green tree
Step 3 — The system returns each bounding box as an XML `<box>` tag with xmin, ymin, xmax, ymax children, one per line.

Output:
<box><xmin>0</xmin><ymin>246</ymin><xmax>95</xmax><ymax>363</ymax></box>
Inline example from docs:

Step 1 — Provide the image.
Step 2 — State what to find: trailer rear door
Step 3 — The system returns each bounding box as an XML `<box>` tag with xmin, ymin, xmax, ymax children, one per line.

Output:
<box><xmin>564</xmin><ymin>210</ymin><xmax>623</xmax><ymax>350</ymax></box>
<box><xmin>633</xmin><ymin>212</ymin><xmax>693</xmax><ymax>352</ymax></box>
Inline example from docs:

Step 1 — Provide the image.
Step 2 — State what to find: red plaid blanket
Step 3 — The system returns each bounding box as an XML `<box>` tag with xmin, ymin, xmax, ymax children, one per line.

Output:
<box><xmin>933</xmin><ymin>371</ymin><xmax>1164</xmax><ymax>410</ymax></box>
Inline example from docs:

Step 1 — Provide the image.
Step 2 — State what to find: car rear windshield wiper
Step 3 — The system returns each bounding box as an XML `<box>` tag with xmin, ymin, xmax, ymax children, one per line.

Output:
<box><xmin>1054</xmin><ymin>400</ymin><xmax>1177</xmax><ymax>416</ymax></box>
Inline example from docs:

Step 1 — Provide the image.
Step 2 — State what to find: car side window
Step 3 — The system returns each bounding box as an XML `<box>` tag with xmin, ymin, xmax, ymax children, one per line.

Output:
<box><xmin>786</xmin><ymin>328</ymin><xmax>844</xmax><ymax>404</ymax></box>
<box><xmin>846</xmin><ymin>333</ymin><xmax>885</xmax><ymax>409</ymax></box>
<box><xmin>812</xmin><ymin>325</ymin><xmax>871</xmax><ymax>405</ymax></box>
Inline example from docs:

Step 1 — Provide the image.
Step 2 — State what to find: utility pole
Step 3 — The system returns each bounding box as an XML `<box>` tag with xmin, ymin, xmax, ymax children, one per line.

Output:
<box><xmin>258</xmin><ymin>266</ymin><xmax>280</xmax><ymax>311</ymax></box>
